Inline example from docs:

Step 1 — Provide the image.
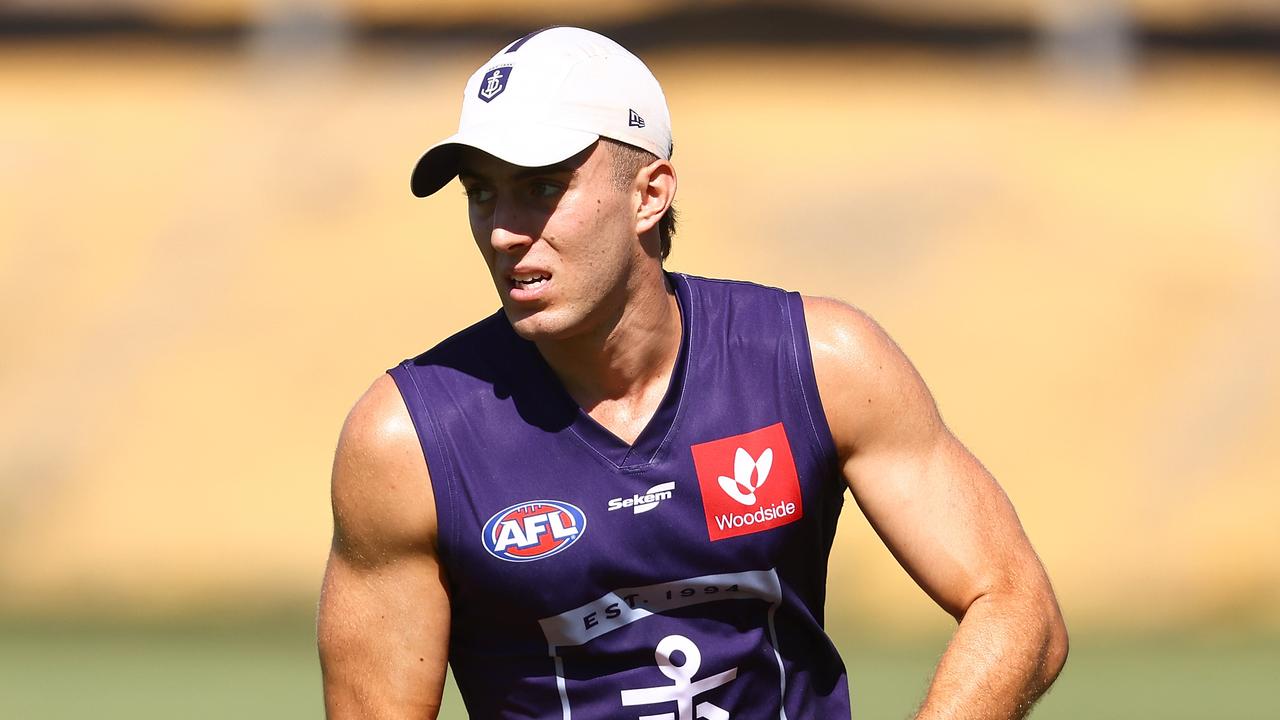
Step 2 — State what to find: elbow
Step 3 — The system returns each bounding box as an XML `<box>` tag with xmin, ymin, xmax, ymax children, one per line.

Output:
<box><xmin>1040</xmin><ymin>599</ymin><xmax>1069</xmax><ymax>685</ymax></box>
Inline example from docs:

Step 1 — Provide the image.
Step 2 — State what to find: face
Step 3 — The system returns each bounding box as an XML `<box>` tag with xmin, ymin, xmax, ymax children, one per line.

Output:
<box><xmin>458</xmin><ymin>141</ymin><xmax>645</xmax><ymax>342</ymax></box>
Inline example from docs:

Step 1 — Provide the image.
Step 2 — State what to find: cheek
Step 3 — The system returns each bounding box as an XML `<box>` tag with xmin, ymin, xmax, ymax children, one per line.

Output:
<box><xmin>468</xmin><ymin>212</ymin><xmax>495</xmax><ymax>260</ymax></box>
<box><xmin>468</xmin><ymin>204</ymin><xmax>488</xmax><ymax>235</ymax></box>
<box><xmin>564</xmin><ymin>201</ymin><xmax>622</xmax><ymax>265</ymax></box>
<box><xmin>578</xmin><ymin>201</ymin><xmax>640</xmax><ymax>290</ymax></box>
<box><xmin>578</xmin><ymin>192</ymin><xmax>632</xmax><ymax>242</ymax></box>
<box><xmin>540</xmin><ymin>189</ymin><xmax>635</xmax><ymax>278</ymax></box>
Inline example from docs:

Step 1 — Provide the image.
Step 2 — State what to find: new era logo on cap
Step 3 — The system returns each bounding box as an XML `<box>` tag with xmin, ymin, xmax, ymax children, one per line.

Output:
<box><xmin>628</xmin><ymin>109</ymin><xmax>645</xmax><ymax>128</ymax></box>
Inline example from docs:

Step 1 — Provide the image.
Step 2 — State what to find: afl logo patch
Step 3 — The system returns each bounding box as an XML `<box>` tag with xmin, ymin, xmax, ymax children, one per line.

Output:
<box><xmin>481</xmin><ymin>500</ymin><xmax>586</xmax><ymax>562</ymax></box>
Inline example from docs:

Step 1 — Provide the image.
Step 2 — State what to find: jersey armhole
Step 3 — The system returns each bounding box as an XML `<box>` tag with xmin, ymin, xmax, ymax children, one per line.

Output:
<box><xmin>783</xmin><ymin>292</ymin><xmax>840</xmax><ymax>477</ymax></box>
<box><xmin>387</xmin><ymin>363</ymin><xmax>459</xmax><ymax>576</ymax></box>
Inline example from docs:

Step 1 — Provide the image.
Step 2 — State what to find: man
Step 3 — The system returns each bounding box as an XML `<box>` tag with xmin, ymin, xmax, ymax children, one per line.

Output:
<box><xmin>318</xmin><ymin>27</ymin><xmax>1067</xmax><ymax>720</ymax></box>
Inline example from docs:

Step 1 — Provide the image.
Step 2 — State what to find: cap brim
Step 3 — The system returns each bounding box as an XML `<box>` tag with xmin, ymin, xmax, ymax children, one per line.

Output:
<box><xmin>410</xmin><ymin>123</ymin><xmax>600</xmax><ymax>198</ymax></box>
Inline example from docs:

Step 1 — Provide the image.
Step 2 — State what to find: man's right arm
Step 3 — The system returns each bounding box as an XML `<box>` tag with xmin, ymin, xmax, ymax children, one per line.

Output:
<box><xmin>318</xmin><ymin>374</ymin><xmax>451</xmax><ymax>719</ymax></box>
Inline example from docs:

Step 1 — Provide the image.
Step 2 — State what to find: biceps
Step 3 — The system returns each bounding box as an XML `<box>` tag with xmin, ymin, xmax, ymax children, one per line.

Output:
<box><xmin>847</xmin><ymin>434</ymin><xmax>1037</xmax><ymax>619</ymax></box>
<box><xmin>318</xmin><ymin>548</ymin><xmax>451</xmax><ymax>719</ymax></box>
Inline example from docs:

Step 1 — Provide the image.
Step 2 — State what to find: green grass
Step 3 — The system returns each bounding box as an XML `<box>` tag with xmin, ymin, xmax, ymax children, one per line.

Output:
<box><xmin>840</xmin><ymin>632</ymin><xmax>1280</xmax><ymax>720</ymax></box>
<box><xmin>0</xmin><ymin>614</ymin><xmax>322</xmax><ymax>720</ymax></box>
<box><xmin>2</xmin><ymin>615</ymin><xmax>1276</xmax><ymax>719</ymax></box>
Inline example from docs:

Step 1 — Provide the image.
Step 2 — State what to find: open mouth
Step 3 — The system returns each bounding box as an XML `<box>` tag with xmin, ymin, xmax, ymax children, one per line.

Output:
<box><xmin>510</xmin><ymin>272</ymin><xmax>551</xmax><ymax>290</ymax></box>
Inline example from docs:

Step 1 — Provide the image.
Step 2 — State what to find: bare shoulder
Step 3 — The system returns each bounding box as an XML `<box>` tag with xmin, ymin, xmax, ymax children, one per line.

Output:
<box><xmin>331</xmin><ymin>373</ymin><xmax>437</xmax><ymax>566</ymax></box>
<box><xmin>800</xmin><ymin>295</ymin><xmax>943</xmax><ymax>459</ymax></box>
<box><xmin>801</xmin><ymin>295</ymin><xmax>895</xmax><ymax>369</ymax></box>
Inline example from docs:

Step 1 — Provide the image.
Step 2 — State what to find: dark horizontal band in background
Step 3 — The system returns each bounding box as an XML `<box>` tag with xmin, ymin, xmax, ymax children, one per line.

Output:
<box><xmin>1</xmin><ymin>3</ymin><xmax>1277</xmax><ymax>56</ymax></box>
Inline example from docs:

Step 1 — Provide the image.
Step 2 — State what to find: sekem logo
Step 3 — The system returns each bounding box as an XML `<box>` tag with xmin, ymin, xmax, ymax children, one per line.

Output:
<box><xmin>481</xmin><ymin>500</ymin><xmax>586</xmax><ymax>562</ymax></box>
<box><xmin>690</xmin><ymin>423</ymin><xmax>803</xmax><ymax>541</ymax></box>
<box><xmin>607</xmin><ymin>482</ymin><xmax>675</xmax><ymax>514</ymax></box>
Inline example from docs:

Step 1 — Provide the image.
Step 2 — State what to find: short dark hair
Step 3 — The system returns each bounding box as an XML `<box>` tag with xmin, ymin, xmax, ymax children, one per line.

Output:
<box><xmin>602</xmin><ymin>138</ymin><xmax>677</xmax><ymax>260</ymax></box>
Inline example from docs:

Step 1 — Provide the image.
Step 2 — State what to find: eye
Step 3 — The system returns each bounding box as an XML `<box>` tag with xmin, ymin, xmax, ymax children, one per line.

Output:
<box><xmin>463</xmin><ymin>186</ymin><xmax>494</xmax><ymax>203</ymax></box>
<box><xmin>531</xmin><ymin>182</ymin><xmax>562</xmax><ymax>199</ymax></box>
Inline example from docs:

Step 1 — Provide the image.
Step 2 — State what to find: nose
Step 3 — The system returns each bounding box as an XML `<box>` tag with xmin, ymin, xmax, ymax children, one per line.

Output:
<box><xmin>489</xmin><ymin>198</ymin><xmax>535</xmax><ymax>255</ymax></box>
<box><xmin>490</xmin><ymin>225</ymin><xmax>532</xmax><ymax>255</ymax></box>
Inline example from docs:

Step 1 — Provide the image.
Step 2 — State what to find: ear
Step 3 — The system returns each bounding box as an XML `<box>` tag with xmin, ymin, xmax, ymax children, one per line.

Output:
<box><xmin>634</xmin><ymin>159</ymin><xmax>676</xmax><ymax>237</ymax></box>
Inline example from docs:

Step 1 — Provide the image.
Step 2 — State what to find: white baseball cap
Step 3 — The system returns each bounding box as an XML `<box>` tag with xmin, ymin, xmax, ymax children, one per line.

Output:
<box><xmin>410</xmin><ymin>26</ymin><xmax>673</xmax><ymax>198</ymax></box>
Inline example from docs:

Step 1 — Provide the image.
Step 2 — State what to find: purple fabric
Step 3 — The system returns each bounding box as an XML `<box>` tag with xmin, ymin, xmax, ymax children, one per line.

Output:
<box><xmin>389</xmin><ymin>272</ymin><xmax>851</xmax><ymax>719</ymax></box>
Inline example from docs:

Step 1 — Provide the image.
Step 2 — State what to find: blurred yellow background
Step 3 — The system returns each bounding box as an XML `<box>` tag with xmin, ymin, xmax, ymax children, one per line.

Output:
<box><xmin>2</xmin><ymin>1</ymin><xmax>1278</xmax><ymax>718</ymax></box>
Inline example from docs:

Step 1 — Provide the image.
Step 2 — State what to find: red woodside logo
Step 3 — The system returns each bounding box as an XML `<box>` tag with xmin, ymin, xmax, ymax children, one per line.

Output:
<box><xmin>690</xmin><ymin>422</ymin><xmax>803</xmax><ymax>541</ymax></box>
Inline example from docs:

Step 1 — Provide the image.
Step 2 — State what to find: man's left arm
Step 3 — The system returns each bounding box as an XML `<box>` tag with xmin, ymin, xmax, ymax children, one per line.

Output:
<box><xmin>803</xmin><ymin>296</ymin><xmax>1068</xmax><ymax>720</ymax></box>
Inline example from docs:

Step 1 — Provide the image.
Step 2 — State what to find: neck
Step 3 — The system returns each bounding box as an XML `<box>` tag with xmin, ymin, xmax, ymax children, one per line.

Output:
<box><xmin>535</xmin><ymin>269</ymin><xmax>682</xmax><ymax>420</ymax></box>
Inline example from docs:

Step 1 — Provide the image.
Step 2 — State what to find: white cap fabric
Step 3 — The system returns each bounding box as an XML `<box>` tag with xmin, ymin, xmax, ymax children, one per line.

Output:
<box><xmin>410</xmin><ymin>27</ymin><xmax>673</xmax><ymax>198</ymax></box>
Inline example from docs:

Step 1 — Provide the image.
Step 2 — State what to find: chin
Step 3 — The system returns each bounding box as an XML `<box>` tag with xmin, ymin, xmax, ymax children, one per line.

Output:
<box><xmin>503</xmin><ymin>304</ymin><xmax>582</xmax><ymax>342</ymax></box>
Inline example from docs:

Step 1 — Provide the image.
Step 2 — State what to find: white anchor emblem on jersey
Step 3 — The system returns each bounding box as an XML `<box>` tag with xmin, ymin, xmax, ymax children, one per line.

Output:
<box><xmin>718</xmin><ymin>447</ymin><xmax>773</xmax><ymax>506</ymax></box>
<box><xmin>620</xmin><ymin>634</ymin><xmax>737</xmax><ymax>720</ymax></box>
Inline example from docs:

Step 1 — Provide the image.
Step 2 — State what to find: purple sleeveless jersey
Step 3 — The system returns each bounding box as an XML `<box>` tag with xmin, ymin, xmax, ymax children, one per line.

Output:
<box><xmin>389</xmin><ymin>273</ymin><xmax>852</xmax><ymax>719</ymax></box>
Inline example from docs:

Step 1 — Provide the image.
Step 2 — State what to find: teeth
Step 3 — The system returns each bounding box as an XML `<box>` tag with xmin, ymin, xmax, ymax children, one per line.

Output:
<box><xmin>512</xmin><ymin>274</ymin><xmax>549</xmax><ymax>287</ymax></box>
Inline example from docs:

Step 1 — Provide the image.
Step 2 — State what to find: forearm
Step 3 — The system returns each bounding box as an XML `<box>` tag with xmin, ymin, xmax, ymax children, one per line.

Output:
<box><xmin>320</xmin><ymin>624</ymin><xmax>445</xmax><ymax>720</ymax></box>
<box><xmin>914</xmin><ymin>589</ymin><xmax>1068</xmax><ymax>720</ymax></box>
<box><xmin>319</xmin><ymin>600</ymin><xmax>447</xmax><ymax>720</ymax></box>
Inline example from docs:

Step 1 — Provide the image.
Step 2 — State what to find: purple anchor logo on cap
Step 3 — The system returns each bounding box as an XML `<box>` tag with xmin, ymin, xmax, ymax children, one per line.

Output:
<box><xmin>478</xmin><ymin>66</ymin><xmax>512</xmax><ymax>102</ymax></box>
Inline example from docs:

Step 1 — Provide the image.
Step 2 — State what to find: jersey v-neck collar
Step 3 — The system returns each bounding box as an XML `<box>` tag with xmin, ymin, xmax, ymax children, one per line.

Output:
<box><xmin>523</xmin><ymin>272</ymin><xmax>693</xmax><ymax>472</ymax></box>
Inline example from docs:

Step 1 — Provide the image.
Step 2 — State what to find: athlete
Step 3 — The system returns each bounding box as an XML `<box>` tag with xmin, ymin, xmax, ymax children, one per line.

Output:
<box><xmin>318</xmin><ymin>27</ymin><xmax>1067</xmax><ymax>720</ymax></box>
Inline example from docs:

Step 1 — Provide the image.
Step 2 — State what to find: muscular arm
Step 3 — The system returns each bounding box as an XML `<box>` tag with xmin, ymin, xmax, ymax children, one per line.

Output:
<box><xmin>804</xmin><ymin>297</ymin><xmax>1068</xmax><ymax>720</ymax></box>
<box><xmin>318</xmin><ymin>374</ymin><xmax>451</xmax><ymax>719</ymax></box>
